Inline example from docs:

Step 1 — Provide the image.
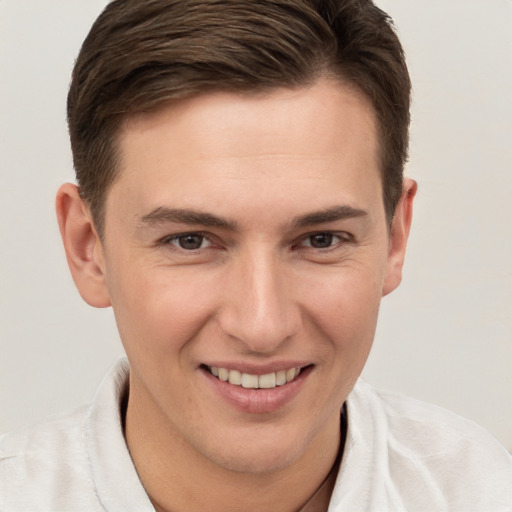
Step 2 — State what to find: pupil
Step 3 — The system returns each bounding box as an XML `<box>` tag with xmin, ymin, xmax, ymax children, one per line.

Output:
<box><xmin>179</xmin><ymin>234</ymin><xmax>203</xmax><ymax>250</ymax></box>
<box><xmin>310</xmin><ymin>233</ymin><xmax>333</xmax><ymax>248</ymax></box>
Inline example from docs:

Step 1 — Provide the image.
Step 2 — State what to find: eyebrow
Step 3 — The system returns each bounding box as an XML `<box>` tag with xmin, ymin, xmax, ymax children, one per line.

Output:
<box><xmin>139</xmin><ymin>204</ymin><xmax>367</xmax><ymax>230</ymax></box>
<box><xmin>293</xmin><ymin>205</ymin><xmax>367</xmax><ymax>227</ymax></box>
<box><xmin>140</xmin><ymin>207</ymin><xmax>237</xmax><ymax>230</ymax></box>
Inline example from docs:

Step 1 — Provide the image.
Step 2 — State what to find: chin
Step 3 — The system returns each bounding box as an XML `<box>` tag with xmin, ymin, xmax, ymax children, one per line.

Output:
<box><xmin>207</xmin><ymin>444</ymin><xmax>303</xmax><ymax>475</ymax></box>
<box><xmin>197</xmin><ymin>423</ymin><xmax>317</xmax><ymax>475</ymax></box>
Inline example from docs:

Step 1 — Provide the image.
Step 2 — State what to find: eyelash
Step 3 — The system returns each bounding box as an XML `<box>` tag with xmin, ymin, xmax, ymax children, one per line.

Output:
<box><xmin>160</xmin><ymin>232</ymin><xmax>213</xmax><ymax>251</ymax></box>
<box><xmin>294</xmin><ymin>232</ymin><xmax>352</xmax><ymax>251</ymax></box>
<box><xmin>159</xmin><ymin>231</ymin><xmax>353</xmax><ymax>253</ymax></box>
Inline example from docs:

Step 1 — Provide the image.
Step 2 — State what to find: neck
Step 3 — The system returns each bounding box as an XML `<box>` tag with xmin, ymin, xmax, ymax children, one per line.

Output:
<box><xmin>124</xmin><ymin>382</ymin><xmax>344</xmax><ymax>512</ymax></box>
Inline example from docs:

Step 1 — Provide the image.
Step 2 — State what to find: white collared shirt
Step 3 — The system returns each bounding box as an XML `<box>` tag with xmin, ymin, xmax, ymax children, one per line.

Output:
<box><xmin>1</xmin><ymin>358</ymin><xmax>511</xmax><ymax>511</ymax></box>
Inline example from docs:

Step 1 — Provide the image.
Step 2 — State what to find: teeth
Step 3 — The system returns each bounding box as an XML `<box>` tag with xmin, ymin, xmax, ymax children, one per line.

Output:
<box><xmin>241</xmin><ymin>373</ymin><xmax>259</xmax><ymax>389</ymax></box>
<box><xmin>259</xmin><ymin>372</ymin><xmax>276</xmax><ymax>389</ymax></box>
<box><xmin>286</xmin><ymin>368</ymin><xmax>297</xmax><ymax>382</ymax></box>
<box><xmin>208</xmin><ymin>366</ymin><xmax>302</xmax><ymax>389</ymax></box>
<box><xmin>228</xmin><ymin>370</ymin><xmax>242</xmax><ymax>385</ymax></box>
<box><xmin>276</xmin><ymin>370</ymin><xmax>286</xmax><ymax>386</ymax></box>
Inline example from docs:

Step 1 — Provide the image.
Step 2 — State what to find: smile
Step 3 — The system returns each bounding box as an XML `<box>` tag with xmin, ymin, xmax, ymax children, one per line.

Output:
<box><xmin>205</xmin><ymin>365</ymin><xmax>303</xmax><ymax>389</ymax></box>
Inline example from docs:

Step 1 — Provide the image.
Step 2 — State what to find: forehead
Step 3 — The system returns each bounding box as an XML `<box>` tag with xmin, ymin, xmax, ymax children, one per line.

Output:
<box><xmin>121</xmin><ymin>78</ymin><xmax>377</xmax><ymax>157</ymax></box>
<box><xmin>109</xmin><ymin>78</ymin><xmax>383</xmax><ymax>227</ymax></box>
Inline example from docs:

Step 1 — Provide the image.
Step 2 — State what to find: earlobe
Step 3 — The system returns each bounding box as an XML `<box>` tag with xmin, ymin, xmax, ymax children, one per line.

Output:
<box><xmin>56</xmin><ymin>183</ymin><xmax>111</xmax><ymax>308</ymax></box>
<box><xmin>382</xmin><ymin>178</ymin><xmax>417</xmax><ymax>297</ymax></box>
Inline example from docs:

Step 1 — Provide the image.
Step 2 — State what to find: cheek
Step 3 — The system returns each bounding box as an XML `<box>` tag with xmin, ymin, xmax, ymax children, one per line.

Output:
<box><xmin>107</xmin><ymin>264</ymin><xmax>219</xmax><ymax>358</ymax></box>
<box><xmin>303</xmin><ymin>268</ymin><xmax>383</xmax><ymax>404</ymax></box>
<box><xmin>299</xmin><ymin>262</ymin><xmax>384</xmax><ymax>355</ymax></box>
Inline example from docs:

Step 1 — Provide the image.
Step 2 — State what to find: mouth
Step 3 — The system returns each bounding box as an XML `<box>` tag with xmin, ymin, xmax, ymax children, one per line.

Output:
<box><xmin>202</xmin><ymin>364</ymin><xmax>308</xmax><ymax>389</ymax></box>
<box><xmin>201</xmin><ymin>363</ymin><xmax>313</xmax><ymax>413</ymax></box>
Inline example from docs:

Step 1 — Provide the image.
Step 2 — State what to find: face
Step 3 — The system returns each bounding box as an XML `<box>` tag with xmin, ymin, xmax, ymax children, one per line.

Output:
<box><xmin>86</xmin><ymin>78</ymin><xmax>410</xmax><ymax>474</ymax></box>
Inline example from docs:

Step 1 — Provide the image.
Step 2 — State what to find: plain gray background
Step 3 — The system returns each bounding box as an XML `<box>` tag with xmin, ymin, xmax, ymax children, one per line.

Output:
<box><xmin>1</xmin><ymin>1</ymin><xmax>511</xmax><ymax>450</ymax></box>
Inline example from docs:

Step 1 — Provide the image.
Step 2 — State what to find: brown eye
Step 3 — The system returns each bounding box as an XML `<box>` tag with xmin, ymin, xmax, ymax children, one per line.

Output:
<box><xmin>308</xmin><ymin>233</ymin><xmax>334</xmax><ymax>248</ymax></box>
<box><xmin>171</xmin><ymin>234</ymin><xmax>208</xmax><ymax>250</ymax></box>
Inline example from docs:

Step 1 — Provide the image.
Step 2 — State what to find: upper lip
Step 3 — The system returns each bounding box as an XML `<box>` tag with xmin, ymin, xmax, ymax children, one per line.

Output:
<box><xmin>201</xmin><ymin>361</ymin><xmax>312</xmax><ymax>375</ymax></box>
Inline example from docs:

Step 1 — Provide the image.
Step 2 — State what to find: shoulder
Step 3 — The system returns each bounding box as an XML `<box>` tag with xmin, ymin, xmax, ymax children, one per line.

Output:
<box><xmin>0</xmin><ymin>359</ymin><xmax>151</xmax><ymax>512</ymax></box>
<box><xmin>0</xmin><ymin>404</ymin><xmax>102</xmax><ymax>511</ymax></box>
<box><xmin>359</xmin><ymin>381</ymin><xmax>510</xmax><ymax>462</ymax></box>
<box><xmin>339</xmin><ymin>380</ymin><xmax>512</xmax><ymax>511</ymax></box>
<box><xmin>0</xmin><ymin>404</ymin><xmax>89</xmax><ymax>457</ymax></box>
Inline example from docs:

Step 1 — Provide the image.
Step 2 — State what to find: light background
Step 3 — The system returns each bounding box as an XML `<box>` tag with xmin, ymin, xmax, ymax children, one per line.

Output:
<box><xmin>1</xmin><ymin>1</ymin><xmax>511</xmax><ymax>450</ymax></box>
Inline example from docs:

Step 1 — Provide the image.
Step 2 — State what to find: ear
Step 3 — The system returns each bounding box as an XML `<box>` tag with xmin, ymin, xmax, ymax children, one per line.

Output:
<box><xmin>382</xmin><ymin>178</ymin><xmax>417</xmax><ymax>297</ymax></box>
<box><xmin>56</xmin><ymin>183</ymin><xmax>111</xmax><ymax>308</ymax></box>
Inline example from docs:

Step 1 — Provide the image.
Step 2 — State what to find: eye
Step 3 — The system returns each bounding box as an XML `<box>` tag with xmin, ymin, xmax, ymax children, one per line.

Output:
<box><xmin>164</xmin><ymin>233</ymin><xmax>212</xmax><ymax>250</ymax></box>
<box><xmin>300</xmin><ymin>232</ymin><xmax>343</xmax><ymax>249</ymax></box>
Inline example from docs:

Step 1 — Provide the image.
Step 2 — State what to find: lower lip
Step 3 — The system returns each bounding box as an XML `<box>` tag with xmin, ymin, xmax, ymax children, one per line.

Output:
<box><xmin>201</xmin><ymin>366</ymin><xmax>312</xmax><ymax>414</ymax></box>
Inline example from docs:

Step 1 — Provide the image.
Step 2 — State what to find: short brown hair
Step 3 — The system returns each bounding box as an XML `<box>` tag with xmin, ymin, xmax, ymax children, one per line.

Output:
<box><xmin>68</xmin><ymin>0</ymin><xmax>410</xmax><ymax>236</ymax></box>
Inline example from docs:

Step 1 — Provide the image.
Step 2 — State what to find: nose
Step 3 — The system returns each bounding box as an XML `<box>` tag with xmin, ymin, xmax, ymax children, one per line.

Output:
<box><xmin>217</xmin><ymin>247</ymin><xmax>301</xmax><ymax>354</ymax></box>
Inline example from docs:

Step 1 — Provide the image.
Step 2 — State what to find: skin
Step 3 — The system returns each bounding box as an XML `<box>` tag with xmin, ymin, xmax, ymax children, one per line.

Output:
<box><xmin>57</xmin><ymin>78</ymin><xmax>416</xmax><ymax>512</ymax></box>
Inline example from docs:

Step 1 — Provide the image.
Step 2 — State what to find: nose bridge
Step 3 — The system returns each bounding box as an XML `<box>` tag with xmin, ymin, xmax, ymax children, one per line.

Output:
<box><xmin>219</xmin><ymin>244</ymin><xmax>300</xmax><ymax>352</ymax></box>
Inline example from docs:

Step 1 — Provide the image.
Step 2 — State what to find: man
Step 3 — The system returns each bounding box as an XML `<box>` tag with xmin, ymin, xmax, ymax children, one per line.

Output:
<box><xmin>1</xmin><ymin>1</ymin><xmax>511</xmax><ymax>511</ymax></box>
